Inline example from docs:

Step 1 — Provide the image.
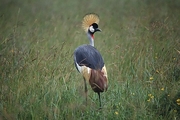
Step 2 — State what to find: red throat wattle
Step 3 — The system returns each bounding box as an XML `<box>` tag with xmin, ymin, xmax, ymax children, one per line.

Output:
<box><xmin>91</xmin><ymin>34</ymin><xmax>94</xmax><ymax>39</ymax></box>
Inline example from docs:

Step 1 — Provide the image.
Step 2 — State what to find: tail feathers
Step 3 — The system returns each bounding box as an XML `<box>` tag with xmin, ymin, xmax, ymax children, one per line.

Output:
<box><xmin>89</xmin><ymin>69</ymin><xmax>108</xmax><ymax>93</ymax></box>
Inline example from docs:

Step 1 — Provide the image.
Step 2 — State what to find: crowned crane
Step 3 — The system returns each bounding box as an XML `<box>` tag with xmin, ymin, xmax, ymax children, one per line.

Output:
<box><xmin>74</xmin><ymin>13</ymin><xmax>108</xmax><ymax>107</ymax></box>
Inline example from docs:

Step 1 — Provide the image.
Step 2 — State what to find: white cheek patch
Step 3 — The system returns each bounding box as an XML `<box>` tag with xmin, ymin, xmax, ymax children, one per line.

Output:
<box><xmin>89</xmin><ymin>26</ymin><xmax>94</xmax><ymax>33</ymax></box>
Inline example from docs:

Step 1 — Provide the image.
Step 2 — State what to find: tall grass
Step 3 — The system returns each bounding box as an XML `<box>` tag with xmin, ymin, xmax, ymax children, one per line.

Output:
<box><xmin>0</xmin><ymin>0</ymin><xmax>180</xmax><ymax>119</ymax></box>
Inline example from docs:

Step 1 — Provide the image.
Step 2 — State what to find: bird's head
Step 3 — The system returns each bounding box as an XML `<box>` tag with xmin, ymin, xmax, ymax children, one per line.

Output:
<box><xmin>88</xmin><ymin>23</ymin><xmax>101</xmax><ymax>34</ymax></box>
<box><xmin>82</xmin><ymin>13</ymin><xmax>101</xmax><ymax>35</ymax></box>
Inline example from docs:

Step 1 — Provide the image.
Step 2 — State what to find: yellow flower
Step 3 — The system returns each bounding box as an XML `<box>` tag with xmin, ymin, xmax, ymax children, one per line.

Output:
<box><xmin>149</xmin><ymin>76</ymin><xmax>153</xmax><ymax>80</ymax></box>
<box><xmin>176</xmin><ymin>99</ymin><xmax>180</xmax><ymax>105</ymax></box>
<box><xmin>176</xmin><ymin>99</ymin><xmax>180</xmax><ymax>102</ymax></box>
<box><xmin>167</xmin><ymin>94</ymin><xmax>170</xmax><ymax>97</ymax></box>
<box><xmin>156</xmin><ymin>70</ymin><xmax>160</xmax><ymax>73</ymax></box>
<box><xmin>161</xmin><ymin>87</ymin><xmax>164</xmax><ymax>91</ymax></box>
<box><xmin>115</xmin><ymin>111</ymin><xmax>118</xmax><ymax>115</ymax></box>
<box><xmin>150</xmin><ymin>95</ymin><xmax>154</xmax><ymax>99</ymax></box>
<box><xmin>147</xmin><ymin>94</ymin><xmax>154</xmax><ymax>101</ymax></box>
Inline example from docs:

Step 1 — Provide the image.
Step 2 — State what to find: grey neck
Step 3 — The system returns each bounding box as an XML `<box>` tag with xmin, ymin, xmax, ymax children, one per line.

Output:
<box><xmin>87</xmin><ymin>32</ymin><xmax>94</xmax><ymax>47</ymax></box>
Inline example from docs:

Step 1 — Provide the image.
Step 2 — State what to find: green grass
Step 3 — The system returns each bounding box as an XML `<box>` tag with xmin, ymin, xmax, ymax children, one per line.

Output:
<box><xmin>0</xmin><ymin>0</ymin><xmax>180</xmax><ymax>119</ymax></box>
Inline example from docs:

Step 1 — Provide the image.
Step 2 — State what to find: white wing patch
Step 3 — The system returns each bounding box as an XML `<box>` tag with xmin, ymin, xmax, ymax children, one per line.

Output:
<box><xmin>75</xmin><ymin>62</ymin><xmax>91</xmax><ymax>81</ymax></box>
<box><xmin>102</xmin><ymin>66</ymin><xmax>108</xmax><ymax>77</ymax></box>
<box><xmin>87</xmin><ymin>67</ymin><xmax>90</xmax><ymax>74</ymax></box>
<box><xmin>75</xmin><ymin>62</ymin><xmax>82</xmax><ymax>72</ymax></box>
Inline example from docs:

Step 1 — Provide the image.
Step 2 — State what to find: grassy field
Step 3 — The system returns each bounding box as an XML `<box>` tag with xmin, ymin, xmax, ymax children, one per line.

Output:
<box><xmin>0</xmin><ymin>0</ymin><xmax>180</xmax><ymax>119</ymax></box>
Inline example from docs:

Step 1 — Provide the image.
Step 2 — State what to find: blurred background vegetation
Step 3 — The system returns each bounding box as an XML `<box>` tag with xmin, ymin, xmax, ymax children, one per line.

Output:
<box><xmin>0</xmin><ymin>0</ymin><xmax>180</xmax><ymax>119</ymax></box>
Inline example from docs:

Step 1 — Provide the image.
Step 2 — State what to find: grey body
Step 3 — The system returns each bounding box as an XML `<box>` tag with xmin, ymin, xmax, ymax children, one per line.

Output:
<box><xmin>74</xmin><ymin>44</ymin><xmax>104</xmax><ymax>71</ymax></box>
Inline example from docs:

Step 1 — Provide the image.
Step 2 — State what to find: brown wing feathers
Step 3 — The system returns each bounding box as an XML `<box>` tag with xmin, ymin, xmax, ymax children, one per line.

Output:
<box><xmin>89</xmin><ymin>69</ymin><xmax>108</xmax><ymax>93</ymax></box>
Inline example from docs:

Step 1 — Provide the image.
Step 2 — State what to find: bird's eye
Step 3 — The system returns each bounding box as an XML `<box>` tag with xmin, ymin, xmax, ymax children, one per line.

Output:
<box><xmin>89</xmin><ymin>26</ymin><xmax>95</xmax><ymax>33</ymax></box>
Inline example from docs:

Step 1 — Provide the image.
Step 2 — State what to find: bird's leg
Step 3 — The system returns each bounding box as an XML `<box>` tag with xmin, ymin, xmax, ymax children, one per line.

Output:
<box><xmin>83</xmin><ymin>77</ymin><xmax>88</xmax><ymax>105</ymax></box>
<box><xmin>98</xmin><ymin>92</ymin><xmax>102</xmax><ymax>108</ymax></box>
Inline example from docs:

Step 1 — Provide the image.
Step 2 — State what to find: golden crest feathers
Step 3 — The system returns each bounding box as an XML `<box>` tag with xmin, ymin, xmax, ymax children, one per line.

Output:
<box><xmin>82</xmin><ymin>13</ymin><xmax>100</xmax><ymax>32</ymax></box>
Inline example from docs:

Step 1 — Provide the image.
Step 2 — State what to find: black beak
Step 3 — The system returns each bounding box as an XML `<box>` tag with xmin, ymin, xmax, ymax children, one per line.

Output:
<box><xmin>96</xmin><ymin>28</ymin><xmax>102</xmax><ymax>32</ymax></box>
